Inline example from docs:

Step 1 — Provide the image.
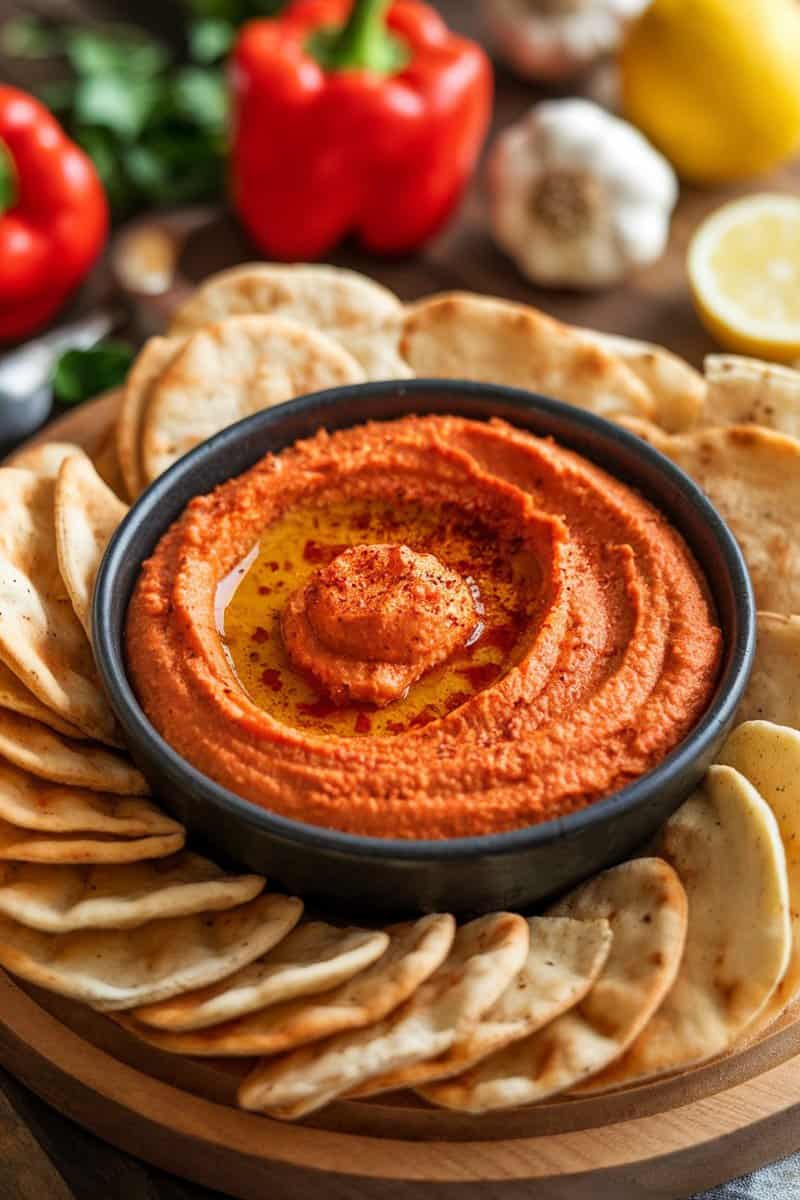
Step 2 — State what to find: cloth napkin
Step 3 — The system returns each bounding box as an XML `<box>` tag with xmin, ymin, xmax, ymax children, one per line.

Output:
<box><xmin>695</xmin><ymin>1154</ymin><xmax>800</xmax><ymax>1198</ymax></box>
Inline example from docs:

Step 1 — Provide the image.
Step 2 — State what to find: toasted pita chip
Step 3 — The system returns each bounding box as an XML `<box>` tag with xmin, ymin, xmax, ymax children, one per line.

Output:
<box><xmin>5</xmin><ymin>442</ymin><xmax>82</xmax><ymax>477</ymax></box>
<box><xmin>353</xmin><ymin>916</ymin><xmax>612</xmax><ymax>1098</ymax></box>
<box><xmin>0</xmin><ymin>891</ymin><xmax>302</xmax><ymax>1011</ymax></box>
<box><xmin>573</xmin><ymin>765</ymin><xmax>791</xmax><ymax>1094</ymax></box>
<box><xmin>398</xmin><ymin>294</ymin><xmax>655</xmax><ymax>419</ymax></box>
<box><xmin>0</xmin><ymin>660</ymin><xmax>86</xmax><ymax>739</ymax></box>
<box><xmin>0</xmin><ymin>816</ymin><xmax>183</xmax><ymax>864</ymax></box>
<box><xmin>239</xmin><ymin>912</ymin><xmax>530</xmax><ymax>1118</ymax></box>
<box><xmin>420</xmin><ymin>859</ymin><xmax>686</xmax><ymax>1113</ymax></box>
<box><xmin>334</xmin><ymin>319</ymin><xmax>413</xmax><ymax>381</ymax></box>
<box><xmin>90</xmin><ymin>398</ymin><xmax>128</xmax><ymax>500</ymax></box>
<box><xmin>168</xmin><ymin>263</ymin><xmax>403</xmax><ymax>337</ymax></box>
<box><xmin>140</xmin><ymin>316</ymin><xmax>365</xmax><ymax>485</ymax></box>
<box><xmin>116</xmin><ymin>336</ymin><xmax>183</xmax><ymax>500</ymax></box>
<box><xmin>0</xmin><ymin>468</ymin><xmax>119</xmax><ymax>743</ymax></box>
<box><xmin>134</xmin><ymin>920</ymin><xmax>390</xmax><ymax>1032</ymax></box>
<box><xmin>577</xmin><ymin>330</ymin><xmax>705</xmax><ymax>432</ymax></box>
<box><xmin>738</xmin><ymin>612</ymin><xmax>800</xmax><ymax>729</ymax></box>
<box><xmin>0</xmin><ymin>853</ymin><xmax>264</xmax><ymax>932</ymax></box>
<box><xmin>619</xmin><ymin>421</ymin><xmax>800</xmax><ymax>614</ymax></box>
<box><xmin>55</xmin><ymin>453</ymin><xmax>128</xmax><ymax>638</ymax></box>
<box><xmin>0</xmin><ymin>709</ymin><xmax>149</xmax><ymax>796</ymax></box>
<box><xmin>701</xmin><ymin>356</ymin><xmax>800</xmax><ymax>437</ymax></box>
<box><xmin>717</xmin><ymin>722</ymin><xmax>800</xmax><ymax>1038</ymax></box>
<box><xmin>0</xmin><ymin>760</ymin><xmax>175</xmax><ymax>836</ymax></box>
<box><xmin>117</xmin><ymin>913</ymin><xmax>455</xmax><ymax>1057</ymax></box>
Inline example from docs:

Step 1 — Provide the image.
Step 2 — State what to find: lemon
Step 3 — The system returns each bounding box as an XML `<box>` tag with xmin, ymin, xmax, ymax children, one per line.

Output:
<box><xmin>688</xmin><ymin>194</ymin><xmax>800</xmax><ymax>362</ymax></box>
<box><xmin>620</xmin><ymin>0</ymin><xmax>800</xmax><ymax>183</ymax></box>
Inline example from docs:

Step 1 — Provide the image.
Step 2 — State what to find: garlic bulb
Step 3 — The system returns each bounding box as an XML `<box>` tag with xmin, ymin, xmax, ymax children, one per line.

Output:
<box><xmin>486</xmin><ymin>0</ymin><xmax>649</xmax><ymax>81</ymax></box>
<box><xmin>487</xmin><ymin>99</ymin><xmax>678</xmax><ymax>290</ymax></box>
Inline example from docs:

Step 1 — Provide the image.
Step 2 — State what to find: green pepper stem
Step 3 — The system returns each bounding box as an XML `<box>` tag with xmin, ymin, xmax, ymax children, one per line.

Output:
<box><xmin>307</xmin><ymin>0</ymin><xmax>408</xmax><ymax>74</ymax></box>
<box><xmin>0</xmin><ymin>140</ymin><xmax>17</xmax><ymax>217</ymax></box>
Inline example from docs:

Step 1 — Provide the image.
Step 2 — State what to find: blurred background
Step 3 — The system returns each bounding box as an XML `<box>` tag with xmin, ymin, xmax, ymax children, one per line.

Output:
<box><xmin>1</xmin><ymin>0</ymin><xmax>799</xmax><ymax>411</ymax></box>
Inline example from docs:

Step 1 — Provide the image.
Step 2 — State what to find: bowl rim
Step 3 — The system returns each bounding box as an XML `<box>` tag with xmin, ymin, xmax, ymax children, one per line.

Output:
<box><xmin>93</xmin><ymin>378</ymin><xmax>756</xmax><ymax>862</ymax></box>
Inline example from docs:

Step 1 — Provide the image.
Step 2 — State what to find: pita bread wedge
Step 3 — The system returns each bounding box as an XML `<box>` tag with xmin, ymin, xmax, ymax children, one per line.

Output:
<box><xmin>0</xmin><ymin>853</ymin><xmax>264</xmax><ymax>932</ymax></box>
<box><xmin>420</xmin><ymin>859</ymin><xmax>686</xmax><ymax>1113</ymax></box>
<box><xmin>701</xmin><ymin>356</ymin><xmax>800</xmax><ymax>437</ymax></box>
<box><xmin>334</xmin><ymin>319</ymin><xmax>413</xmax><ymax>381</ymax></box>
<box><xmin>351</xmin><ymin>916</ymin><xmax>612</xmax><ymax>1098</ymax></box>
<box><xmin>239</xmin><ymin>912</ymin><xmax>530</xmax><ymax>1118</ymax></box>
<box><xmin>90</xmin><ymin>398</ymin><xmax>127</xmax><ymax>500</ymax></box>
<box><xmin>572</xmin><ymin>765</ymin><xmax>791</xmax><ymax>1095</ymax></box>
<box><xmin>577</xmin><ymin>330</ymin><xmax>705</xmax><ymax>432</ymax></box>
<box><xmin>168</xmin><ymin>263</ymin><xmax>403</xmax><ymax>337</ymax></box>
<box><xmin>398</xmin><ymin>294</ymin><xmax>655</xmax><ymax>419</ymax></box>
<box><xmin>5</xmin><ymin>442</ymin><xmax>82</xmax><ymax>477</ymax></box>
<box><xmin>619</xmin><ymin>421</ymin><xmax>800</xmax><ymax>613</ymax></box>
<box><xmin>134</xmin><ymin>920</ymin><xmax>390</xmax><ymax>1032</ymax></box>
<box><xmin>0</xmin><ymin>891</ymin><xmax>302</xmax><ymax>1011</ymax></box>
<box><xmin>0</xmin><ymin>816</ymin><xmax>183</xmax><ymax>864</ymax></box>
<box><xmin>0</xmin><ymin>709</ymin><xmax>149</xmax><ymax>795</ymax></box>
<box><xmin>55</xmin><ymin>452</ymin><xmax>128</xmax><ymax>638</ymax></box>
<box><xmin>738</xmin><ymin>612</ymin><xmax>800</xmax><ymax>729</ymax></box>
<box><xmin>116</xmin><ymin>336</ymin><xmax>183</xmax><ymax>500</ymax></box>
<box><xmin>0</xmin><ymin>761</ymin><xmax>176</xmax><ymax>836</ymax></box>
<box><xmin>0</xmin><ymin>660</ymin><xmax>86</xmax><ymax>740</ymax></box>
<box><xmin>141</xmin><ymin>316</ymin><xmax>365</xmax><ymax>485</ymax></box>
<box><xmin>0</xmin><ymin>468</ymin><xmax>119</xmax><ymax>744</ymax></box>
<box><xmin>117</xmin><ymin>913</ymin><xmax>455</xmax><ymax>1057</ymax></box>
<box><xmin>717</xmin><ymin>722</ymin><xmax>800</xmax><ymax>1039</ymax></box>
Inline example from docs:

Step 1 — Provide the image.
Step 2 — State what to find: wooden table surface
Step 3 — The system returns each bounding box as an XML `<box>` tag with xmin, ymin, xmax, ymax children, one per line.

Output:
<box><xmin>2</xmin><ymin>2</ymin><xmax>800</xmax><ymax>1197</ymax></box>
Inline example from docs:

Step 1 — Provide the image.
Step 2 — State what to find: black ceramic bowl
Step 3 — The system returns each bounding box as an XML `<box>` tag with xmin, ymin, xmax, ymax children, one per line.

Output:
<box><xmin>93</xmin><ymin>381</ymin><xmax>755</xmax><ymax>916</ymax></box>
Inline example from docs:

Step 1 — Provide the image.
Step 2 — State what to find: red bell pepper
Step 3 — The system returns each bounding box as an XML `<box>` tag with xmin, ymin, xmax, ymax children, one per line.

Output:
<box><xmin>231</xmin><ymin>0</ymin><xmax>492</xmax><ymax>259</ymax></box>
<box><xmin>0</xmin><ymin>86</ymin><xmax>108</xmax><ymax>342</ymax></box>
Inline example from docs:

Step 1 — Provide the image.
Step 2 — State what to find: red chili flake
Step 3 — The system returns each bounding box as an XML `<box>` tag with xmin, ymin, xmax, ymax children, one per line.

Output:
<box><xmin>445</xmin><ymin>691</ymin><xmax>472</xmax><ymax>712</ymax></box>
<box><xmin>303</xmin><ymin>540</ymin><xmax>348</xmax><ymax>564</ymax></box>
<box><xmin>459</xmin><ymin>662</ymin><xmax>502</xmax><ymax>690</ymax></box>
<box><xmin>354</xmin><ymin>712</ymin><xmax>372</xmax><ymax>734</ymax></box>
<box><xmin>409</xmin><ymin>706</ymin><xmax>438</xmax><ymax>729</ymax></box>
<box><xmin>298</xmin><ymin>697</ymin><xmax>340</xmax><ymax>718</ymax></box>
<box><xmin>268</xmin><ymin>561</ymin><xmax>280</xmax><ymax>572</ymax></box>
<box><xmin>260</xmin><ymin>668</ymin><xmax>283</xmax><ymax>692</ymax></box>
<box><xmin>257</xmin><ymin>585</ymin><xmax>271</xmax><ymax>596</ymax></box>
<box><xmin>481</xmin><ymin>624</ymin><xmax>518</xmax><ymax>654</ymax></box>
<box><xmin>252</xmin><ymin>626</ymin><xmax>269</xmax><ymax>644</ymax></box>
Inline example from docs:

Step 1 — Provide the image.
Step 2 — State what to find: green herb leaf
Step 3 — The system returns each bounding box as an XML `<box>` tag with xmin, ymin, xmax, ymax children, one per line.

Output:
<box><xmin>0</xmin><ymin>16</ymin><xmax>62</xmax><ymax>59</ymax></box>
<box><xmin>73</xmin><ymin>75</ymin><xmax>164</xmax><ymax>141</ymax></box>
<box><xmin>124</xmin><ymin>127</ymin><xmax>224</xmax><ymax>206</ymax></box>
<box><xmin>171</xmin><ymin>67</ymin><xmax>228</xmax><ymax>133</ymax></box>
<box><xmin>34</xmin><ymin>78</ymin><xmax>78</xmax><ymax>117</ymax></box>
<box><xmin>74</xmin><ymin>126</ymin><xmax>136</xmax><ymax>216</ymax></box>
<box><xmin>65</xmin><ymin>28</ymin><xmax>170</xmax><ymax>78</ymax></box>
<box><xmin>0</xmin><ymin>140</ymin><xmax>16</xmax><ymax>215</ymax></box>
<box><xmin>189</xmin><ymin>18</ymin><xmax>235</xmax><ymax>63</ymax></box>
<box><xmin>52</xmin><ymin>342</ymin><xmax>136</xmax><ymax>407</ymax></box>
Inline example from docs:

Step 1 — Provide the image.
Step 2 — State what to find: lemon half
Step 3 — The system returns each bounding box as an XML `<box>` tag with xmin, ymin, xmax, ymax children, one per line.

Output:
<box><xmin>688</xmin><ymin>194</ymin><xmax>800</xmax><ymax>363</ymax></box>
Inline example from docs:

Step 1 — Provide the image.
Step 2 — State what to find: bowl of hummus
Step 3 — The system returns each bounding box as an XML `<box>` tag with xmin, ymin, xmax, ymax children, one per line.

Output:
<box><xmin>94</xmin><ymin>381</ymin><xmax>754</xmax><ymax>914</ymax></box>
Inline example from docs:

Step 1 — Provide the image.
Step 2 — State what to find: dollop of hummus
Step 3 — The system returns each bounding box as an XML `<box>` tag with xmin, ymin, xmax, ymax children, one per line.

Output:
<box><xmin>282</xmin><ymin>543</ymin><xmax>477</xmax><ymax>706</ymax></box>
<box><xmin>127</xmin><ymin>415</ymin><xmax>722</xmax><ymax>840</ymax></box>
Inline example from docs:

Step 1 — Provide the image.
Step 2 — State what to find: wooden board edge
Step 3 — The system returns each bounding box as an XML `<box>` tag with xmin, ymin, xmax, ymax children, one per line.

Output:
<box><xmin>3</xmin><ymin>972</ymin><xmax>800</xmax><ymax>1199</ymax></box>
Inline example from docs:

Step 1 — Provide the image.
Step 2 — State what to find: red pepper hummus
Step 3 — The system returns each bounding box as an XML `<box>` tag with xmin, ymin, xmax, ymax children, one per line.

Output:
<box><xmin>126</xmin><ymin>415</ymin><xmax>722</xmax><ymax>840</ymax></box>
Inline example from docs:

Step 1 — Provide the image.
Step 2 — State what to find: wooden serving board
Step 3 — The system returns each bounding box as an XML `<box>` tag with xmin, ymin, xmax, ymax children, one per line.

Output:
<box><xmin>0</xmin><ymin>394</ymin><xmax>800</xmax><ymax>1198</ymax></box>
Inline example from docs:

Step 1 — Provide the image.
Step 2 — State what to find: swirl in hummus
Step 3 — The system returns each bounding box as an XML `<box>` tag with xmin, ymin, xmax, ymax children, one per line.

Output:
<box><xmin>126</xmin><ymin>416</ymin><xmax>722</xmax><ymax>839</ymax></box>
